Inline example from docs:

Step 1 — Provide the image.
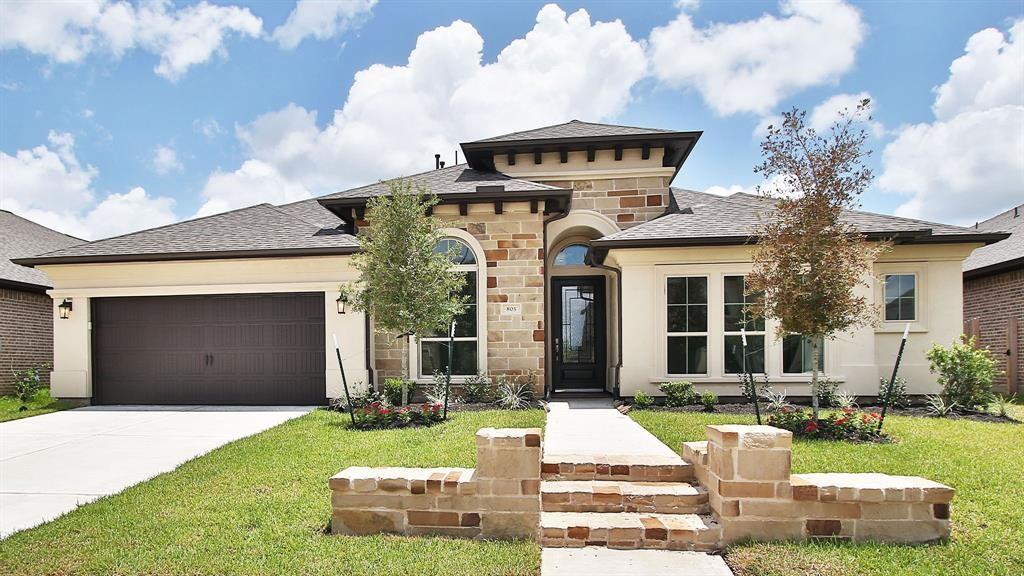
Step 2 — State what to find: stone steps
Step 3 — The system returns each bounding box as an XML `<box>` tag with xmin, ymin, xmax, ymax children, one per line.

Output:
<box><xmin>541</xmin><ymin>455</ymin><xmax>694</xmax><ymax>482</ymax></box>
<box><xmin>540</xmin><ymin>511</ymin><xmax>722</xmax><ymax>551</ymax></box>
<box><xmin>541</xmin><ymin>480</ymin><xmax>709</xmax><ymax>514</ymax></box>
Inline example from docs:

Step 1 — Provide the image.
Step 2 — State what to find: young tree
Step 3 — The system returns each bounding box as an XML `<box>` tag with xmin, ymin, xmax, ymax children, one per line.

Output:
<box><xmin>746</xmin><ymin>99</ymin><xmax>888</xmax><ymax>420</ymax></box>
<box><xmin>349</xmin><ymin>179</ymin><xmax>467</xmax><ymax>402</ymax></box>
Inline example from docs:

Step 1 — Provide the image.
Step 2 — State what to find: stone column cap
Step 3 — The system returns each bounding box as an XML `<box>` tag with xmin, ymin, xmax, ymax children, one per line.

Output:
<box><xmin>705</xmin><ymin>424</ymin><xmax>792</xmax><ymax>449</ymax></box>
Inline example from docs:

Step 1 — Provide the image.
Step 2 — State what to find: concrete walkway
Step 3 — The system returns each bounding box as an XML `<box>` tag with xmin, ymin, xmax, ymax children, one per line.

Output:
<box><xmin>0</xmin><ymin>405</ymin><xmax>311</xmax><ymax>538</ymax></box>
<box><xmin>544</xmin><ymin>398</ymin><xmax>685</xmax><ymax>464</ymax></box>
<box><xmin>542</xmin><ymin>548</ymin><xmax>733</xmax><ymax>576</ymax></box>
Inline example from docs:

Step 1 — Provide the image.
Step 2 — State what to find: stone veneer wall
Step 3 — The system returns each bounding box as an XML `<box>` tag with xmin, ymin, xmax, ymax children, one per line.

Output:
<box><xmin>0</xmin><ymin>287</ymin><xmax>53</xmax><ymax>394</ymax></box>
<box><xmin>963</xmin><ymin>268</ymin><xmax>1023</xmax><ymax>394</ymax></box>
<box><xmin>370</xmin><ymin>202</ymin><xmax>546</xmax><ymax>392</ymax></box>
<box><xmin>538</xmin><ymin>176</ymin><xmax>672</xmax><ymax>229</ymax></box>
<box><xmin>330</xmin><ymin>427</ymin><xmax>542</xmax><ymax>539</ymax></box>
<box><xmin>683</xmin><ymin>425</ymin><xmax>954</xmax><ymax>545</ymax></box>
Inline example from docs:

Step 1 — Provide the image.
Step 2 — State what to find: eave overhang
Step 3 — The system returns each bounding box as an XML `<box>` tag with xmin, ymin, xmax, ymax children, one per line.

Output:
<box><xmin>963</xmin><ymin>255</ymin><xmax>1024</xmax><ymax>280</ymax></box>
<box><xmin>12</xmin><ymin>246</ymin><xmax>361</xmax><ymax>268</ymax></box>
<box><xmin>318</xmin><ymin>187</ymin><xmax>574</xmax><ymax>219</ymax></box>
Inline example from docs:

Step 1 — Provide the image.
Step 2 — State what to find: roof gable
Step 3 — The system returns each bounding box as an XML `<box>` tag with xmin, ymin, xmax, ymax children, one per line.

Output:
<box><xmin>0</xmin><ymin>210</ymin><xmax>83</xmax><ymax>289</ymax></box>
<box><xmin>468</xmin><ymin>120</ymin><xmax>679</xmax><ymax>143</ymax></box>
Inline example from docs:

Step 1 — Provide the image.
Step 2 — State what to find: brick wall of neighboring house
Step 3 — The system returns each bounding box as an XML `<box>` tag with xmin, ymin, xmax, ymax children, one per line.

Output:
<box><xmin>963</xmin><ymin>268</ymin><xmax>1024</xmax><ymax>394</ymax></box>
<box><xmin>371</xmin><ymin>202</ymin><xmax>546</xmax><ymax>393</ymax></box>
<box><xmin>0</xmin><ymin>287</ymin><xmax>53</xmax><ymax>394</ymax></box>
<box><xmin>539</xmin><ymin>176</ymin><xmax>672</xmax><ymax>229</ymax></box>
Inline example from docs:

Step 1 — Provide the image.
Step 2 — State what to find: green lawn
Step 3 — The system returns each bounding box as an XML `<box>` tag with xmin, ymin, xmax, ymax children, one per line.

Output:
<box><xmin>0</xmin><ymin>409</ymin><xmax>545</xmax><ymax>576</ymax></box>
<box><xmin>631</xmin><ymin>407</ymin><xmax>1024</xmax><ymax>576</ymax></box>
<box><xmin>0</xmin><ymin>390</ymin><xmax>76</xmax><ymax>422</ymax></box>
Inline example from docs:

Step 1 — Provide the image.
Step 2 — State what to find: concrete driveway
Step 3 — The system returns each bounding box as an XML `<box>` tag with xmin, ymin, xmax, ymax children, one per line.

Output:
<box><xmin>0</xmin><ymin>405</ymin><xmax>312</xmax><ymax>538</ymax></box>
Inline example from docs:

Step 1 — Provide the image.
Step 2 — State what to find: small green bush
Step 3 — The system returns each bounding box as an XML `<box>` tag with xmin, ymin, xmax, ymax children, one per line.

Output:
<box><xmin>878</xmin><ymin>376</ymin><xmax>911</xmax><ymax>409</ymax></box>
<box><xmin>12</xmin><ymin>364</ymin><xmax>48</xmax><ymax>411</ymax></box>
<box><xmin>632</xmin><ymin>391</ymin><xmax>654</xmax><ymax>409</ymax></box>
<box><xmin>926</xmin><ymin>336</ymin><xmax>998</xmax><ymax>410</ymax></box>
<box><xmin>382</xmin><ymin>378</ymin><xmax>408</xmax><ymax>406</ymax></box>
<box><xmin>699</xmin><ymin>391</ymin><xmax>718</xmax><ymax>412</ymax></box>
<box><xmin>462</xmin><ymin>372</ymin><xmax>492</xmax><ymax>403</ymax></box>
<box><xmin>426</xmin><ymin>371</ymin><xmax>460</xmax><ymax>405</ymax></box>
<box><xmin>495</xmin><ymin>374</ymin><xmax>535</xmax><ymax>410</ymax></box>
<box><xmin>659</xmin><ymin>381</ymin><xmax>696</xmax><ymax>407</ymax></box>
<box><xmin>925</xmin><ymin>394</ymin><xmax>959</xmax><ymax>417</ymax></box>
<box><xmin>816</xmin><ymin>377</ymin><xmax>841</xmax><ymax>407</ymax></box>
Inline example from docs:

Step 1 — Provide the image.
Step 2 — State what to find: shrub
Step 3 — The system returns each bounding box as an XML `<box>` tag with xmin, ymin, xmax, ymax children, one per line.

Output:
<box><xmin>632</xmin><ymin>391</ymin><xmax>654</xmax><ymax>409</ymax></box>
<box><xmin>925</xmin><ymin>394</ymin><xmax>959</xmax><ymax>417</ymax></box>
<box><xmin>12</xmin><ymin>364</ymin><xmax>48</xmax><ymax>411</ymax></box>
<box><xmin>878</xmin><ymin>376</ymin><xmax>911</xmax><ymax>409</ymax></box>
<box><xmin>462</xmin><ymin>372</ymin><xmax>492</xmax><ymax>403</ymax></box>
<box><xmin>659</xmin><ymin>381</ymin><xmax>696</xmax><ymax>407</ymax></box>
<box><xmin>816</xmin><ymin>377</ymin><xmax>841</xmax><ymax>407</ymax></box>
<box><xmin>351</xmin><ymin>400</ymin><xmax>444</xmax><ymax>430</ymax></box>
<box><xmin>699</xmin><ymin>391</ymin><xmax>718</xmax><ymax>412</ymax></box>
<box><xmin>426</xmin><ymin>371</ymin><xmax>460</xmax><ymax>406</ymax></box>
<box><xmin>926</xmin><ymin>336</ymin><xmax>998</xmax><ymax>410</ymax></box>
<box><xmin>495</xmin><ymin>375</ymin><xmax>534</xmax><ymax>410</ymax></box>
<box><xmin>762</xmin><ymin>387</ymin><xmax>791</xmax><ymax>413</ymax></box>
<box><xmin>833</xmin><ymin>390</ymin><xmax>858</xmax><ymax>410</ymax></box>
<box><xmin>768</xmin><ymin>406</ymin><xmax>886</xmax><ymax>442</ymax></box>
<box><xmin>382</xmin><ymin>378</ymin><xmax>408</xmax><ymax>406</ymax></box>
<box><xmin>990</xmin><ymin>394</ymin><xmax>1013</xmax><ymax>418</ymax></box>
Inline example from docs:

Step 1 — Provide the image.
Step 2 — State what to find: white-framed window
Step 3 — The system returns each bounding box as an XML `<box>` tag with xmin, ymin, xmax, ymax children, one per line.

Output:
<box><xmin>883</xmin><ymin>273</ymin><xmax>916</xmax><ymax>322</ymax></box>
<box><xmin>722</xmin><ymin>275</ymin><xmax>765</xmax><ymax>374</ymax></box>
<box><xmin>666</xmin><ymin>276</ymin><xmax>708</xmax><ymax>376</ymax></box>
<box><xmin>417</xmin><ymin>236</ymin><xmax>482</xmax><ymax>379</ymax></box>
<box><xmin>782</xmin><ymin>335</ymin><xmax>825</xmax><ymax>374</ymax></box>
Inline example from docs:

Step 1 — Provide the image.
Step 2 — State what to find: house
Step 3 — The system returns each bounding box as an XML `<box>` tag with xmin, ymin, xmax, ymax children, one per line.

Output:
<box><xmin>963</xmin><ymin>203</ymin><xmax>1023</xmax><ymax>395</ymax></box>
<box><xmin>13</xmin><ymin>120</ymin><xmax>1007</xmax><ymax>405</ymax></box>
<box><xmin>0</xmin><ymin>210</ymin><xmax>83</xmax><ymax>394</ymax></box>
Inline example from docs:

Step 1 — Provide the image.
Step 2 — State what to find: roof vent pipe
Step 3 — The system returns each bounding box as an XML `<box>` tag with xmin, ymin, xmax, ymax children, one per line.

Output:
<box><xmin>435</xmin><ymin>153</ymin><xmax>441</xmax><ymax>170</ymax></box>
<box><xmin>1015</xmin><ymin>206</ymin><xmax>1020</xmax><ymax>218</ymax></box>
<box><xmin>455</xmin><ymin>150</ymin><xmax>459</xmax><ymax>165</ymax></box>
<box><xmin>440</xmin><ymin>161</ymin><xmax>446</xmax><ymax>168</ymax></box>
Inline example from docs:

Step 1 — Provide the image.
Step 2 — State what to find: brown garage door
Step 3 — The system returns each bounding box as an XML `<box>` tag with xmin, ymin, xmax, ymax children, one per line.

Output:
<box><xmin>91</xmin><ymin>293</ymin><xmax>326</xmax><ymax>405</ymax></box>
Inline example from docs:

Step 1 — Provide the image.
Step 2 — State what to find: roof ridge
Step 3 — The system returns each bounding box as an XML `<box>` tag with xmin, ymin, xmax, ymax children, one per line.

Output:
<box><xmin>0</xmin><ymin>208</ymin><xmax>86</xmax><ymax>243</ymax></box>
<box><xmin>28</xmin><ymin>203</ymin><xmax>278</xmax><ymax>259</ymax></box>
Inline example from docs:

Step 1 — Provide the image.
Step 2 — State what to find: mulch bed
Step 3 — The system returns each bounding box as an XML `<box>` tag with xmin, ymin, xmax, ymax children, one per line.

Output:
<box><xmin>631</xmin><ymin>402</ymin><xmax>1020</xmax><ymax>424</ymax></box>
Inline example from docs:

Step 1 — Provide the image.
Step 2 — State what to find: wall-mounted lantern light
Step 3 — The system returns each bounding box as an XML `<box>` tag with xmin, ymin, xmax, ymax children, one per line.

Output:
<box><xmin>58</xmin><ymin>298</ymin><xmax>73</xmax><ymax>320</ymax></box>
<box><xmin>336</xmin><ymin>292</ymin><xmax>348</xmax><ymax>315</ymax></box>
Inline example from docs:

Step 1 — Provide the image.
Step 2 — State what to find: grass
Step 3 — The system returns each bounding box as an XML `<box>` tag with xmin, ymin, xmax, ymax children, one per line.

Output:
<box><xmin>0</xmin><ymin>389</ymin><xmax>77</xmax><ymax>422</ymax></box>
<box><xmin>0</xmin><ymin>409</ymin><xmax>545</xmax><ymax>576</ymax></box>
<box><xmin>631</xmin><ymin>406</ymin><xmax>1024</xmax><ymax>576</ymax></box>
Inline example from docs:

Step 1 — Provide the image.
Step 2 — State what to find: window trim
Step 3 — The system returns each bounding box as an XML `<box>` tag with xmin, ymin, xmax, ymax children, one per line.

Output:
<box><xmin>722</xmin><ymin>275</ymin><xmax>766</xmax><ymax>375</ymax></box>
<box><xmin>410</xmin><ymin>229</ymin><xmax>488</xmax><ymax>382</ymax></box>
<box><xmin>882</xmin><ymin>273</ymin><xmax>917</xmax><ymax>323</ymax></box>
<box><xmin>665</xmin><ymin>274</ymin><xmax>710</xmax><ymax>377</ymax></box>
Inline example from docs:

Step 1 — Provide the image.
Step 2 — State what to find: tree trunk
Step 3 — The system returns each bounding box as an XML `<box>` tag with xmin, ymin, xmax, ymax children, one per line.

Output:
<box><xmin>810</xmin><ymin>337</ymin><xmax>821</xmax><ymax>420</ymax></box>
<box><xmin>401</xmin><ymin>333</ymin><xmax>410</xmax><ymax>406</ymax></box>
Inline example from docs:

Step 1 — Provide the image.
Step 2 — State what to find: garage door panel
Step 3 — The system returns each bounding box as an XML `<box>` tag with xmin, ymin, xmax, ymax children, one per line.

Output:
<box><xmin>92</xmin><ymin>293</ymin><xmax>326</xmax><ymax>405</ymax></box>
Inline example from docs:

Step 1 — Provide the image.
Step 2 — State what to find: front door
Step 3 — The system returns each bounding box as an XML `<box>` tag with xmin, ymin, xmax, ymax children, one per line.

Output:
<box><xmin>551</xmin><ymin>276</ymin><xmax>606</xmax><ymax>391</ymax></box>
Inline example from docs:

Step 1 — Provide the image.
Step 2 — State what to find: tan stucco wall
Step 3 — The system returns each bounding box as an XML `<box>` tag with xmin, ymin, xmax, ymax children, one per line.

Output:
<box><xmin>609</xmin><ymin>243</ymin><xmax>980</xmax><ymax>398</ymax></box>
<box><xmin>38</xmin><ymin>256</ymin><xmax>366</xmax><ymax>401</ymax></box>
<box><xmin>494</xmin><ymin>147</ymin><xmax>674</xmax><ymax>182</ymax></box>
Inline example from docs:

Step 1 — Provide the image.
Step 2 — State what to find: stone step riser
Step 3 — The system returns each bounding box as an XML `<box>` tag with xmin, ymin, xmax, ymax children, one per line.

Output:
<box><xmin>540</xmin><ymin>526</ymin><xmax>721</xmax><ymax>551</ymax></box>
<box><xmin>541</xmin><ymin>463</ymin><xmax>693</xmax><ymax>483</ymax></box>
<box><xmin>542</xmin><ymin>493</ymin><xmax>709</xmax><ymax>515</ymax></box>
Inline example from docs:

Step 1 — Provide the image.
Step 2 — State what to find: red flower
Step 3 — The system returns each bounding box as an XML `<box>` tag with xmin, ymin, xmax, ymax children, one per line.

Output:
<box><xmin>835</xmin><ymin>417</ymin><xmax>848</xmax><ymax>425</ymax></box>
<box><xmin>803</xmin><ymin>420</ymin><xmax>819</xmax><ymax>433</ymax></box>
<box><xmin>379</xmin><ymin>408</ymin><xmax>390</xmax><ymax>415</ymax></box>
<box><xmin>842</xmin><ymin>407</ymin><xmax>855</xmax><ymax>415</ymax></box>
<box><xmin>870</xmin><ymin>412</ymin><xmax>881</xmax><ymax>419</ymax></box>
<box><xmin>781</xmin><ymin>406</ymin><xmax>793</xmax><ymax>413</ymax></box>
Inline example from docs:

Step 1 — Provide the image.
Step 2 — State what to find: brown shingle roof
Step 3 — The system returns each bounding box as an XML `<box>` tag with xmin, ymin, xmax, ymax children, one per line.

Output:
<box><xmin>14</xmin><ymin>203</ymin><xmax>358</xmax><ymax>266</ymax></box>
<box><xmin>594</xmin><ymin>189</ymin><xmax>1008</xmax><ymax>248</ymax></box>
<box><xmin>963</xmin><ymin>203</ymin><xmax>1023</xmax><ymax>276</ymax></box>
<box><xmin>0</xmin><ymin>210</ymin><xmax>83</xmax><ymax>289</ymax></box>
<box><xmin>316</xmin><ymin>163</ymin><xmax>562</xmax><ymax>202</ymax></box>
<box><xmin>469</xmin><ymin>119</ymin><xmax>678</xmax><ymax>144</ymax></box>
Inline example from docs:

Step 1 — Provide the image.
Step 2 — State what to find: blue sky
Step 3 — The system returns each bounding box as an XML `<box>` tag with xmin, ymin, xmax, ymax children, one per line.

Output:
<box><xmin>1</xmin><ymin>0</ymin><xmax>1022</xmax><ymax>240</ymax></box>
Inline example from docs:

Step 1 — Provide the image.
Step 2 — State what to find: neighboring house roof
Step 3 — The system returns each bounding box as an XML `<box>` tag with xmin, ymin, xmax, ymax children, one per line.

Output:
<box><xmin>14</xmin><ymin>203</ymin><xmax>359</xmax><ymax>267</ymax></box>
<box><xmin>0</xmin><ymin>210</ymin><xmax>83</xmax><ymax>291</ymax></box>
<box><xmin>963</xmin><ymin>203</ymin><xmax>1024</xmax><ymax>278</ymax></box>
<box><xmin>592</xmin><ymin>189</ymin><xmax>1008</xmax><ymax>256</ymax></box>
<box><xmin>316</xmin><ymin>163</ymin><xmax>565</xmax><ymax>203</ymax></box>
<box><xmin>469</xmin><ymin>119</ymin><xmax>680</xmax><ymax>143</ymax></box>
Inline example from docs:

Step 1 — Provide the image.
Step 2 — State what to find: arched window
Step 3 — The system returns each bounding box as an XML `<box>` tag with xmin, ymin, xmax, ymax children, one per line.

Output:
<box><xmin>554</xmin><ymin>243</ymin><xmax>588</xmax><ymax>266</ymax></box>
<box><xmin>418</xmin><ymin>237</ymin><xmax>482</xmax><ymax>378</ymax></box>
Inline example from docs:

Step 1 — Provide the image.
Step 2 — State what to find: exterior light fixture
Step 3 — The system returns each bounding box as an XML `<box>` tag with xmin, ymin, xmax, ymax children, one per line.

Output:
<box><xmin>336</xmin><ymin>292</ymin><xmax>348</xmax><ymax>315</ymax></box>
<box><xmin>58</xmin><ymin>298</ymin><xmax>73</xmax><ymax>320</ymax></box>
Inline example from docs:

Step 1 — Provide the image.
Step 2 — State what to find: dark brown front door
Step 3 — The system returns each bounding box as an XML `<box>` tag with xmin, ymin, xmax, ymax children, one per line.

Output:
<box><xmin>91</xmin><ymin>293</ymin><xmax>325</xmax><ymax>405</ymax></box>
<box><xmin>551</xmin><ymin>277</ymin><xmax>606</xmax><ymax>391</ymax></box>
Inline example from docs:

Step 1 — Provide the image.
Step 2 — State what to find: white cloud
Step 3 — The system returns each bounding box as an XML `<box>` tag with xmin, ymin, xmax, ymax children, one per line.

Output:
<box><xmin>0</xmin><ymin>0</ymin><xmax>262</xmax><ymax>81</ymax></box>
<box><xmin>200</xmin><ymin>4</ymin><xmax>647</xmax><ymax>213</ymax></box>
<box><xmin>648</xmin><ymin>0</ymin><xmax>865</xmax><ymax>116</ymax></box>
<box><xmin>0</xmin><ymin>132</ymin><xmax>176</xmax><ymax>239</ymax></box>
<box><xmin>272</xmin><ymin>0</ymin><xmax>377</xmax><ymax>50</ymax></box>
<box><xmin>193</xmin><ymin>117</ymin><xmax>223</xmax><ymax>138</ymax></box>
<box><xmin>197</xmin><ymin>159</ymin><xmax>311</xmax><ymax>217</ymax></box>
<box><xmin>705</xmin><ymin>174</ymin><xmax>796</xmax><ymax>198</ymax></box>
<box><xmin>880</xmin><ymin>20</ymin><xmax>1024</xmax><ymax>225</ymax></box>
<box><xmin>151</xmin><ymin>143</ymin><xmax>182</xmax><ymax>175</ymax></box>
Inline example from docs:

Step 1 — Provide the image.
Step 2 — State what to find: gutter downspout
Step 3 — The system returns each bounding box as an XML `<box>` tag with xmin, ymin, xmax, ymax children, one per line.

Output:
<box><xmin>590</xmin><ymin>257</ymin><xmax>623</xmax><ymax>399</ymax></box>
<box><xmin>541</xmin><ymin>196</ymin><xmax>573</xmax><ymax>401</ymax></box>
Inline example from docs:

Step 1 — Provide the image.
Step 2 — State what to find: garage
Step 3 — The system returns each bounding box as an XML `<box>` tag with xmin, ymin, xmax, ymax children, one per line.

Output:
<box><xmin>91</xmin><ymin>292</ymin><xmax>326</xmax><ymax>405</ymax></box>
